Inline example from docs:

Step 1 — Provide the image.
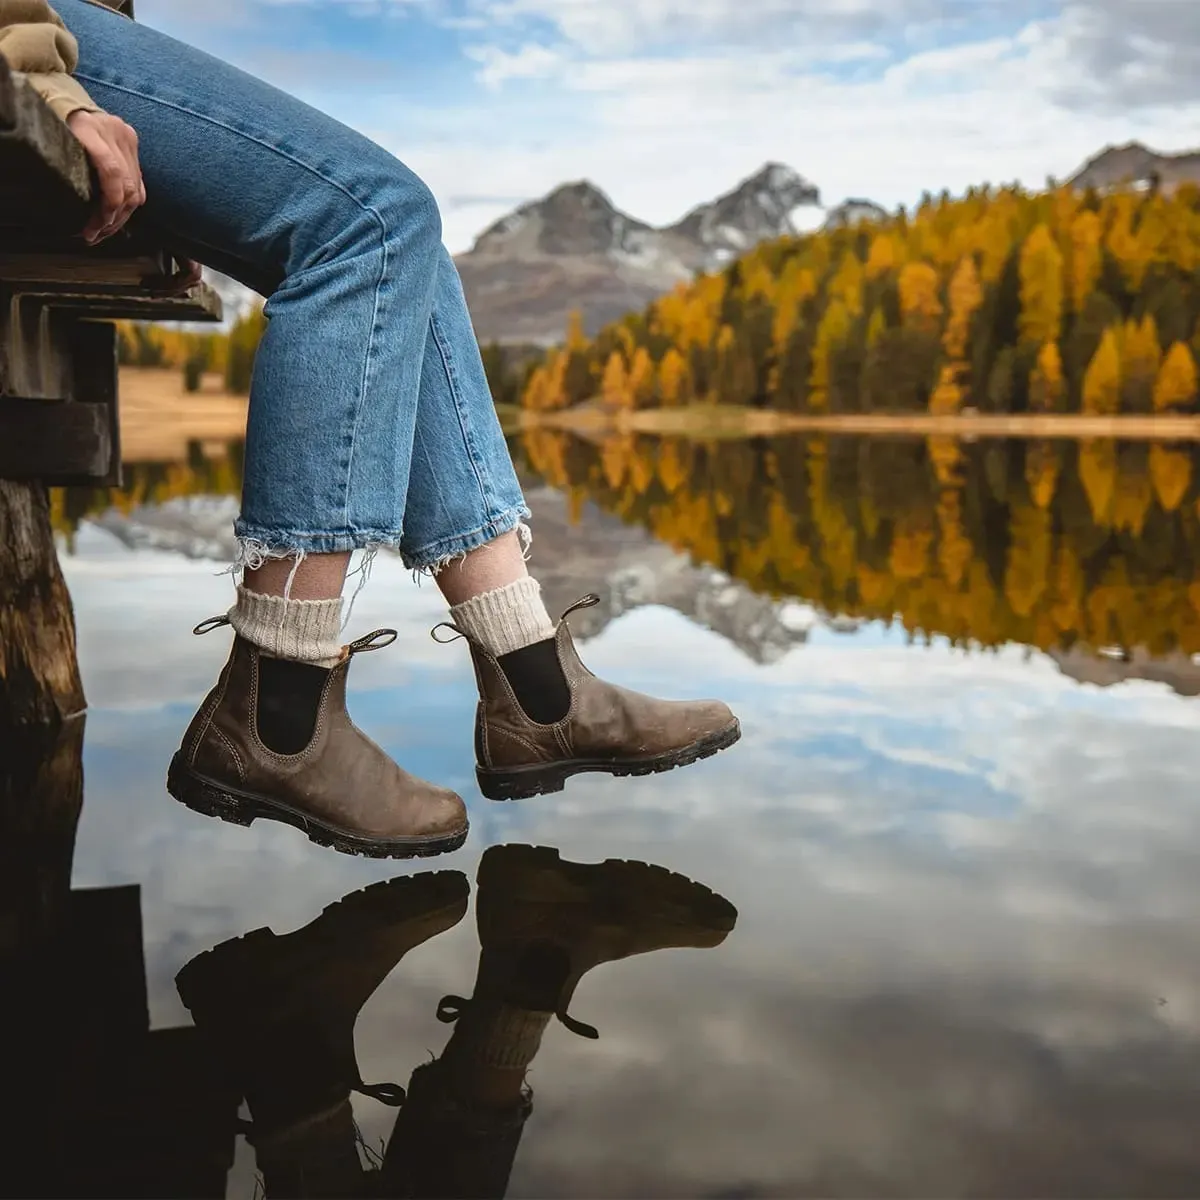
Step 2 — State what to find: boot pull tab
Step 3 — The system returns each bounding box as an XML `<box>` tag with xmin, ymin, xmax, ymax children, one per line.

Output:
<box><xmin>355</xmin><ymin>1078</ymin><xmax>406</xmax><ymax>1107</ymax></box>
<box><xmin>560</xmin><ymin>594</ymin><xmax>601</xmax><ymax>622</ymax></box>
<box><xmin>430</xmin><ymin>622</ymin><xmax>466</xmax><ymax>645</ymax></box>
<box><xmin>347</xmin><ymin>629</ymin><xmax>397</xmax><ymax>656</ymax></box>
<box><xmin>193</xmin><ymin>615</ymin><xmax>231</xmax><ymax>636</ymax></box>
<box><xmin>556</xmin><ymin>1008</ymin><xmax>600</xmax><ymax>1040</ymax></box>
<box><xmin>436</xmin><ymin>994</ymin><xmax>468</xmax><ymax>1022</ymax></box>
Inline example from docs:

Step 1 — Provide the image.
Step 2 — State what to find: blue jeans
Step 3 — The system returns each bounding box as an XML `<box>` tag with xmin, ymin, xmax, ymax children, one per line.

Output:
<box><xmin>58</xmin><ymin>0</ymin><xmax>529</xmax><ymax>571</ymax></box>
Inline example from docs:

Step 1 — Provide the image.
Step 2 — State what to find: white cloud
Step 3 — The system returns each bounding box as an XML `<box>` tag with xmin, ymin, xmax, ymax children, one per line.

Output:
<box><xmin>133</xmin><ymin>0</ymin><xmax>1200</xmax><ymax>254</ymax></box>
<box><xmin>465</xmin><ymin>41</ymin><xmax>566</xmax><ymax>87</ymax></box>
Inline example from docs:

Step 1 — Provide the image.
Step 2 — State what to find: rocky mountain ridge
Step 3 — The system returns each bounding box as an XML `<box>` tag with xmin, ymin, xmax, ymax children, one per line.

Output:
<box><xmin>456</xmin><ymin>162</ymin><xmax>842</xmax><ymax>344</ymax></box>
<box><xmin>1065</xmin><ymin>141</ymin><xmax>1200</xmax><ymax>193</ymax></box>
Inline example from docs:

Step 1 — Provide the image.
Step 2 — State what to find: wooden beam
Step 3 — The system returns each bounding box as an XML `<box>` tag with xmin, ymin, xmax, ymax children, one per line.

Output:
<box><xmin>26</xmin><ymin>283</ymin><xmax>225</xmax><ymax>323</ymax></box>
<box><xmin>0</xmin><ymin>250</ymin><xmax>170</xmax><ymax>287</ymax></box>
<box><xmin>71</xmin><ymin>321</ymin><xmax>122</xmax><ymax>486</ymax></box>
<box><xmin>0</xmin><ymin>397</ymin><xmax>111</xmax><ymax>485</ymax></box>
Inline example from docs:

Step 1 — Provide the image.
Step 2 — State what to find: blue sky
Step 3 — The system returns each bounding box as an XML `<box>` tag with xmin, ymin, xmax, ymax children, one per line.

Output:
<box><xmin>134</xmin><ymin>0</ymin><xmax>1200</xmax><ymax>252</ymax></box>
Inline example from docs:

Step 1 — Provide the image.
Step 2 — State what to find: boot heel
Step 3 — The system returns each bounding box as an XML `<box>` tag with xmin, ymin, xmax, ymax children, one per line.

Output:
<box><xmin>476</xmin><ymin>763</ymin><xmax>569</xmax><ymax>802</ymax></box>
<box><xmin>167</xmin><ymin>754</ymin><xmax>256</xmax><ymax>827</ymax></box>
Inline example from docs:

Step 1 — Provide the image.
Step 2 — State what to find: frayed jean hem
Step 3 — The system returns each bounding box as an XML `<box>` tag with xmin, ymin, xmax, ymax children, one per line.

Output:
<box><xmin>230</xmin><ymin>523</ymin><xmax>405</xmax><ymax>559</ymax></box>
<box><xmin>400</xmin><ymin>504</ymin><xmax>533</xmax><ymax>575</ymax></box>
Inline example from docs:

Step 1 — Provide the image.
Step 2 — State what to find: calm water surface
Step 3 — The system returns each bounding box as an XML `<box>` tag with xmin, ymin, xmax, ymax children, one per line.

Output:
<box><xmin>13</xmin><ymin>432</ymin><xmax>1200</xmax><ymax>1197</ymax></box>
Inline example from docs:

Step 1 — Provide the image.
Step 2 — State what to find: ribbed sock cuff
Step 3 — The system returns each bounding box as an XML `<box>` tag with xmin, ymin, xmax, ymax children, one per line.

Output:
<box><xmin>451</xmin><ymin>1006</ymin><xmax>553</xmax><ymax>1071</ymax></box>
<box><xmin>228</xmin><ymin>586</ymin><xmax>344</xmax><ymax>666</ymax></box>
<box><xmin>449</xmin><ymin>577</ymin><xmax>555</xmax><ymax>657</ymax></box>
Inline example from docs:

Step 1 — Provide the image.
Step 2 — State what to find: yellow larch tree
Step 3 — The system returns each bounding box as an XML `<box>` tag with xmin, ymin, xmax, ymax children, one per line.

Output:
<box><xmin>1105</xmin><ymin>193</ymin><xmax>1151</xmax><ymax>292</ymax></box>
<box><xmin>865</xmin><ymin>233</ymin><xmax>899</xmax><ymax>280</ymax></box>
<box><xmin>657</xmin><ymin>347</ymin><xmax>693</xmax><ymax>408</ymax></box>
<box><xmin>828</xmin><ymin>250</ymin><xmax>865</xmax><ymax>317</ymax></box>
<box><xmin>522</xmin><ymin>362</ymin><xmax>551</xmax><ymax>411</ymax></box>
<box><xmin>1025</xmin><ymin>440</ymin><xmax>1061</xmax><ymax>509</ymax></box>
<box><xmin>936</xmin><ymin>489</ymin><xmax>973</xmax><ymax>588</ymax></box>
<box><xmin>942</xmin><ymin>255</ymin><xmax>984</xmax><ymax>362</ymax></box>
<box><xmin>1005</xmin><ymin>503</ymin><xmax>1052</xmax><ymax>618</ymax></box>
<box><xmin>809</xmin><ymin>299</ymin><xmax>852</xmax><ymax>411</ymax></box>
<box><xmin>1153</xmin><ymin>342</ymin><xmax>1198</xmax><ymax>412</ymax></box>
<box><xmin>770</xmin><ymin>263</ymin><xmax>817</xmax><ymax>352</ymax></box>
<box><xmin>1029</xmin><ymin>341</ymin><xmax>1065</xmax><ymax>413</ymax></box>
<box><xmin>929</xmin><ymin>365</ymin><xmax>963</xmax><ymax>415</ymax></box>
<box><xmin>1111</xmin><ymin>461</ymin><xmax>1153</xmax><ymax>536</ymax></box>
<box><xmin>601</xmin><ymin>350</ymin><xmax>632</xmax><ymax>409</ymax></box>
<box><xmin>1120</xmin><ymin>314</ymin><xmax>1161</xmax><ymax>412</ymax></box>
<box><xmin>1078</xmin><ymin>439</ymin><xmax>1117</xmax><ymax>525</ymax></box>
<box><xmin>1068</xmin><ymin>210</ymin><xmax>1102</xmax><ymax>314</ymax></box>
<box><xmin>627</xmin><ymin>345</ymin><xmax>656</xmax><ymax>408</ymax></box>
<box><xmin>1018</xmin><ymin>224</ymin><xmax>1064</xmax><ymax>345</ymax></box>
<box><xmin>1149</xmin><ymin>444</ymin><xmax>1192</xmax><ymax>512</ymax></box>
<box><xmin>1081</xmin><ymin>328</ymin><xmax>1122</xmax><ymax>415</ymax></box>
<box><xmin>889</xmin><ymin>516</ymin><xmax>934</xmax><ymax>582</ymax></box>
<box><xmin>898</xmin><ymin>262</ymin><xmax>942</xmax><ymax>331</ymax></box>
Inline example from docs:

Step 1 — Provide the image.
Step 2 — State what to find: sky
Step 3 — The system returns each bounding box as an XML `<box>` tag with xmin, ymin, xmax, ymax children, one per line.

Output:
<box><xmin>134</xmin><ymin>0</ymin><xmax>1200</xmax><ymax>256</ymax></box>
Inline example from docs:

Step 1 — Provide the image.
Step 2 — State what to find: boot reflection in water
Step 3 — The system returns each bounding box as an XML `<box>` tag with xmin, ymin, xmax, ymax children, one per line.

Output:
<box><xmin>174</xmin><ymin>871</ymin><xmax>470</xmax><ymax>1199</ymax></box>
<box><xmin>378</xmin><ymin>844</ymin><xmax>739</xmax><ymax>1199</ymax></box>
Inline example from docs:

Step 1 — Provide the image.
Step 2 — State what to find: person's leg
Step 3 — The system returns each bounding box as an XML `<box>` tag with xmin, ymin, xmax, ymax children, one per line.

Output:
<box><xmin>399</xmin><ymin>249</ymin><xmax>742</xmax><ymax>798</ymax></box>
<box><xmin>395</xmin><ymin>246</ymin><xmax>552</xmax><ymax>644</ymax></box>
<box><xmin>58</xmin><ymin>0</ymin><xmax>467</xmax><ymax>854</ymax></box>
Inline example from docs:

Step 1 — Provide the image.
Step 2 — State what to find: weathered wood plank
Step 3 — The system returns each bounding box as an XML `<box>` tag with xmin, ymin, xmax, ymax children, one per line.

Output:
<box><xmin>0</xmin><ymin>250</ymin><xmax>170</xmax><ymax>286</ymax></box>
<box><xmin>0</xmin><ymin>396</ymin><xmax>111</xmax><ymax>483</ymax></box>
<box><xmin>27</xmin><ymin>282</ymin><xmax>225</xmax><ymax>323</ymax></box>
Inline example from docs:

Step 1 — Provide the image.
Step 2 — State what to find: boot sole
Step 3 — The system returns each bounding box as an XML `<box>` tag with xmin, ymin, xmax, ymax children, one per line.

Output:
<box><xmin>477</xmin><ymin>843</ymin><xmax>738</xmax><ymax>933</ymax></box>
<box><xmin>476</xmin><ymin>718</ymin><xmax>741</xmax><ymax>802</ymax></box>
<box><xmin>167</xmin><ymin>754</ymin><xmax>469</xmax><ymax>859</ymax></box>
<box><xmin>175</xmin><ymin>871</ymin><xmax>470</xmax><ymax>1016</ymax></box>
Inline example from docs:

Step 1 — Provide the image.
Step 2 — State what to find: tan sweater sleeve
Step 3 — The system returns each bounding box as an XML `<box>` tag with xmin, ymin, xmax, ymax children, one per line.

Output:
<box><xmin>0</xmin><ymin>0</ymin><xmax>101</xmax><ymax>122</ymax></box>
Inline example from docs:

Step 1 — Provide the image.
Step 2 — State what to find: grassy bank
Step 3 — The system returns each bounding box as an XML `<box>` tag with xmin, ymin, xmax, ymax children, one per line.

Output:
<box><xmin>505</xmin><ymin>403</ymin><xmax>1200</xmax><ymax>442</ymax></box>
<box><xmin>118</xmin><ymin>368</ymin><xmax>248</xmax><ymax>463</ymax></box>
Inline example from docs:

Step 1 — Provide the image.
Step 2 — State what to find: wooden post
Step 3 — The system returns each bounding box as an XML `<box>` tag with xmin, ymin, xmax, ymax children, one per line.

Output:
<box><xmin>0</xmin><ymin>479</ymin><xmax>86</xmax><ymax>729</ymax></box>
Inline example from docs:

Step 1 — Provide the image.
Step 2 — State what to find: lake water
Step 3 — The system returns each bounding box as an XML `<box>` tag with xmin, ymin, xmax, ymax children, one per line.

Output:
<box><xmin>10</xmin><ymin>430</ymin><xmax>1200</xmax><ymax>1197</ymax></box>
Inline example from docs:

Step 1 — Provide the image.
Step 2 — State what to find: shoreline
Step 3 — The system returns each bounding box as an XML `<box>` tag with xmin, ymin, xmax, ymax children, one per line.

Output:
<box><xmin>497</xmin><ymin>404</ymin><xmax>1200</xmax><ymax>442</ymax></box>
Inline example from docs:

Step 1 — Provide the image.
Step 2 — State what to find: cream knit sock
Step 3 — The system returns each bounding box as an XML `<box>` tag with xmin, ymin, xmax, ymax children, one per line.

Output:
<box><xmin>448</xmin><ymin>1005</ymin><xmax>553</xmax><ymax>1071</ymax></box>
<box><xmin>449</xmin><ymin>577</ymin><xmax>556</xmax><ymax>657</ymax></box>
<box><xmin>228</xmin><ymin>586</ymin><xmax>344</xmax><ymax>667</ymax></box>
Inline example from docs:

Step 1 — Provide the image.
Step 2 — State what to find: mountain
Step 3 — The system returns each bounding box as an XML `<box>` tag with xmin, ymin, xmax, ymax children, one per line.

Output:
<box><xmin>1066</xmin><ymin>141</ymin><xmax>1200</xmax><ymax>194</ymax></box>
<box><xmin>662</xmin><ymin>162</ymin><xmax>822</xmax><ymax>270</ymax></box>
<box><xmin>455</xmin><ymin>163</ymin><xmax>828</xmax><ymax>345</ymax></box>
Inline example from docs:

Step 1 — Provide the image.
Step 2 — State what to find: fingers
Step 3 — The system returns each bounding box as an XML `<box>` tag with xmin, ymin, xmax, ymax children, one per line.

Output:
<box><xmin>161</xmin><ymin>258</ymin><xmax>204</xmax><ymax>296</ymax></box>
<box><xmin>68</xmin><ymin>112</ymin><xmax>147</xmax><ymax>244</ymax></box>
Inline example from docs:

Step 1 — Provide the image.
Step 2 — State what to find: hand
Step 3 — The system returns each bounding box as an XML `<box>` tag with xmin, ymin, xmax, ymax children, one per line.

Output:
<box><xmin>163</xmin><ymin>257</ymin><xmax>204</xmax><ymax>296</ymax></box>
<box><xmin>66</xmin><ymin>109</ymin><xmax>147</xmax><ymax>244</ymax></box>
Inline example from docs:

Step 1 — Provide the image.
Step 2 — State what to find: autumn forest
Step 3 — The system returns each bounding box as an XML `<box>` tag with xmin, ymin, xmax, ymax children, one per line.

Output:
<box><xmin>489</xmin><ymin>183</ymin><xmax>1200</xmax><ymax>417</ymax></box>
